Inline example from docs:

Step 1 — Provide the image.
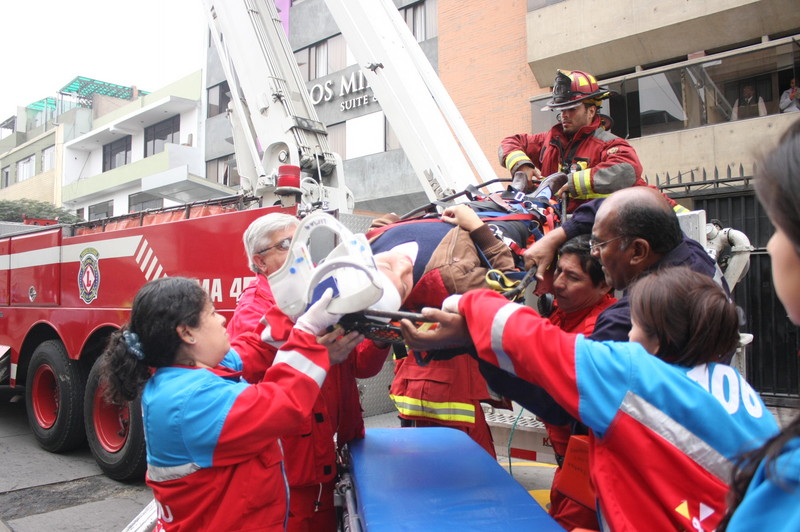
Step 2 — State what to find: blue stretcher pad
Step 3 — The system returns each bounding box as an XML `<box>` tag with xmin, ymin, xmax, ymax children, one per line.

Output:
<box><xmin>347</xmin><ymin>427</ymin><xmax>562</xmax><ymax>531</ymax></box>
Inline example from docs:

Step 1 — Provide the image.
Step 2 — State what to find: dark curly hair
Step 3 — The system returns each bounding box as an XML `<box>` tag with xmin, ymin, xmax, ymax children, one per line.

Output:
<box><xmin>100</xmin><ymin>277</ymin><xmax>208</xmax><ymax>404</ymax></box>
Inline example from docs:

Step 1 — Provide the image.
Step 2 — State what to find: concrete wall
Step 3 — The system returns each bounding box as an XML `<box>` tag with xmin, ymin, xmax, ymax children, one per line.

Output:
<box><xmin>0</xmin><ymin>172</ymin><xmax>56</xmax><ymax>203</ymax></box>
<box><xmin>525</xmin><ymin>0</ymin><xmax>800</xmax><ymax>85</ymax></box>
<box><xmin>633</xmin><ymin>112</ymin><xmax>798</xmax><ymax>184</ymax></box>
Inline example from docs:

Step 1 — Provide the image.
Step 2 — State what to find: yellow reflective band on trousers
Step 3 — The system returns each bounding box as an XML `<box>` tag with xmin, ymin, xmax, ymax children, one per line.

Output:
<box><xmin>505</xmin><ymin>150</ymin><xmax>531</xmax><ymax>172</ymax></box>
<box><xmin>390</xmin><ymin>394</ymin><xmax>476</xmax><ymax>423</ymax></box>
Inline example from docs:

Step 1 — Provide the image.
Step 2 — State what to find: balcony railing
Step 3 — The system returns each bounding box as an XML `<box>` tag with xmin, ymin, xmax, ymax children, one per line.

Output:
<box><xmin>531</xmin><ymin>36</ymin><xmax>800</xmax><ymax>141</ymax></box>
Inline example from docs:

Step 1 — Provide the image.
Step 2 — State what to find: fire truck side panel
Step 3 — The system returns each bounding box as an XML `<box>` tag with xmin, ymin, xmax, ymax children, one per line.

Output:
<box><xmin>0</xmin><ymin>239</ymin><xmax>9</xmax><ymax>305</ymax></box>
<box><xmin>9</xmin><ymin>228</ymin><xmax>62</xmax><ymax>307</ymax></box>
<box><xmin>0</xmin><ymin>205</ymin><xmax>290</xmax><ymax>388</ymax></box>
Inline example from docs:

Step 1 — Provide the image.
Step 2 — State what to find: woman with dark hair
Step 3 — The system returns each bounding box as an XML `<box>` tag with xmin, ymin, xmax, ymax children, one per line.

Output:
<box><xmin>401</xmin><ymin>266</ymin><xmax>778</xmax><ymax>531</ymax></box>
<box><xmin>719</xmin><ymin>120</ymin><xmax>800</xmax><ymax>530</ymax></box>
<box><xmin>101</xmin><ymin>277</ymin><xmax>342</xmax><ymax>531</ymax></box>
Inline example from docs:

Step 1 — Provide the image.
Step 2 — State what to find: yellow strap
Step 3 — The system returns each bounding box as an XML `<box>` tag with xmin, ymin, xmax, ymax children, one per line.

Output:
<box><xmin>485</xmin><ymin>269</ymin><xmax>520</xmax><ymax>294</ymax></box>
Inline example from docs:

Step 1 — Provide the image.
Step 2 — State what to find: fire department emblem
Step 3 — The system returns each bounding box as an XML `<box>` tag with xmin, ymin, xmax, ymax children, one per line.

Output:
<box><xmin>78</xmin><ymin>247</ymin><xmax>100</xmax><ymax>304</ymax></box>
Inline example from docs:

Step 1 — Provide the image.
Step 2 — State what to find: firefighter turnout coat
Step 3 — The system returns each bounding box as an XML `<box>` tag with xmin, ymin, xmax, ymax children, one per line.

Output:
<box><xmin>499</xmin><ymin>116</ymin><xmax>644</xmax><ymax>212</ymax></box>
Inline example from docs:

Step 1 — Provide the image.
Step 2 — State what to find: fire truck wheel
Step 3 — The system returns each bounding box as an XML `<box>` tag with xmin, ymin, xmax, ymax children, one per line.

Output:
<box><xmin>84</xmin><ymin>358</ymin><xmax>147</xmax><ymax>481</ymax></box>
<box><xmin>25</xmin><ymin>340</ymin><xmax>87</xmax><ymax>452</ymax></box>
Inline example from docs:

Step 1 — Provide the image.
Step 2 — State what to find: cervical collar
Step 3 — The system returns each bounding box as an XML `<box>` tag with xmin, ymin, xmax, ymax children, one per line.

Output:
<box><xmin>268</xmin><ymin>212</ymin><xmax>385</xmax><ymax>319</ymax></box>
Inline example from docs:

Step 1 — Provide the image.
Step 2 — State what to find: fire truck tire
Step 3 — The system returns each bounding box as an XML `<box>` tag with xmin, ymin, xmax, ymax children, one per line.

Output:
<box><xmin>25</xmin><ymin>340</ymin><xmax>87</xmax><ymax>453</ymax></box>
<box><xmin>84</xmin><ymin>358</ymin><xmax>147</xmax><ymax>481</ymax></box>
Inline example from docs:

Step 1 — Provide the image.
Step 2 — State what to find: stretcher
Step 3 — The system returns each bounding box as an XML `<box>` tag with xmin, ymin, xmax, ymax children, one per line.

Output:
<box><xmin>337</xmin><ymin>427</ymin><xmax>562</xmax><ymax>531</ymax></box>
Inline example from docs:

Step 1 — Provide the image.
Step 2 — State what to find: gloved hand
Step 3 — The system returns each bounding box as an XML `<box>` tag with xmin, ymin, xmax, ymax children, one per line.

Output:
<box><xmin>295</xmin><ymin>288</ymin><xmax>343</xmax><ymax>336</ymax></box>
<box><xmin>441</xmin><ymin>294</ymin><xmax>463</xmax><ymax>314</ymax></box>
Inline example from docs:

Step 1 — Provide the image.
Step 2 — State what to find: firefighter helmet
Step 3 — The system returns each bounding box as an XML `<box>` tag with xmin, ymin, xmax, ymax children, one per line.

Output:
<box><xmin>541</xmin><ymin>69</ymin><xmax>612</xmax><ymax>111</ymax></box>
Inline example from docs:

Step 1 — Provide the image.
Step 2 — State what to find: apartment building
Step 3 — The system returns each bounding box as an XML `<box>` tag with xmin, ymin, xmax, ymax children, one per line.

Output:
<box><xmin>61</xmin><ymin>71</ymin><xmax>231</xmax><ymax>220</ymax></box>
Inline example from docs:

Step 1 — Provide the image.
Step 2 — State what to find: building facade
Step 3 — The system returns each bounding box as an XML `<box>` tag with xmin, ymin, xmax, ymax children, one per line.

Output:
<box><xmin>61</xmin><ymin>71</ymin><xmax>232</xmax><ymax>220</ymax></box>
<box><xmin>203</xmin><ymin>0</ymin><xmax>533</xmax><ymax>215</ymax></box>
<box><xmin>523</xmin><ymin>0</ymin><xmax>800</xmax><ymax>406</ymax></box>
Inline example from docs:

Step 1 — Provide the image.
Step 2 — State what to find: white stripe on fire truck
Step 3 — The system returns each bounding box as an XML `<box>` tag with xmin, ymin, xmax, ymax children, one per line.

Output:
<box><xmin>134</xmin><ymin>238</ymin><xmax>167</xmax><ymax>281</ymax></box>
<box><xmin>0</xmin><ymin>236</ymin><xmax>145</xmax><ymax>270</ymax></box>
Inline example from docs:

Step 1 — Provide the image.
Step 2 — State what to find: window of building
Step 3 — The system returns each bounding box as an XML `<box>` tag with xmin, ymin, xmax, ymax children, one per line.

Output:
<box><xmin>128</xmin><ymin>192</ymin><xmax>164</xmax><ymax>213</ymax></box>
<box><xmin>207</xmin><ymin>81</ymin><xmax>231</xmax><ymax>118</ymax></box>
<box><xmin>295</xmin><ymin>33</ymin><xmax>353</xmax><ymax>82</ymax></box>
<box><xmin>206</xmin><ymin>155</ymin><xmax>240</xmax><ymax>188</ymax></box>
<box><xmin>76</xmin><ymin>207</ymin><xmax>85</xmax><ymax>220</ymax></box>
<box><xmin>1</xmin><ymin>166</ymin><xmax>9</xmax><ymax>188</ymax></box>
<box><xmin>401</xmin><ymin>0</ymin><xmax>438</xmax><ymax>42</ymax></box>
<box><xmin>144</xmin><ymin>115</ymin><xmax>181</xmax><ymax>157</ymax></box>
<box><xmin>327</xmin><ymin>122</ymin><xmax>346</xmax><ymax>159</ymax></box>
<box><xmin>346</xmin><ymin>111</ymin><xmax>385</xmax><ymax>159</ymax></box>
<box><xmin>530</xmin><ymin>37</ymin><xmax>800</xmax><ymax>141</ymax></box>
<box><xmin>102</xmin><ymin>136</ymin><xmax>132</xmax><ymax>172</ymax></box>
<box><xmin>16</xmin><ymin>155</ymin><xmax>35</xmax><ymax>182</ymax></box>
<box><xmin>42</xmin><ymin>145</ymin><xmax>55</xmax><ymax>172</ymax></box>
<box><xmin>88</xmin><ymin>200</ymin><xmax>113</xmax><ymax>221</ymax></box>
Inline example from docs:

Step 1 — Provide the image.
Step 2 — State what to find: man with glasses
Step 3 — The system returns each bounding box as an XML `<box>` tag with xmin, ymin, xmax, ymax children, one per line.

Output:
<box><xmin>228</xmin><ymin>212</ymin><xmax>391</xmax><ymax>532</ymax></box>
<box><xmin>474</xmin><ymin>187</ymin><xmax>723</xmax><ymax>441</ymax></box>
<box><xmin>531</xmin><ymin>186</ymin><xmax>721</xmax><ymax>342</ymax></box>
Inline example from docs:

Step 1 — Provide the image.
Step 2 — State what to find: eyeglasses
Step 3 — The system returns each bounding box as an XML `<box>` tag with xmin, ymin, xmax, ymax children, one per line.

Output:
<box><xmin>256</xmin><ymin>238</ymin><xmax>292</xmax><ymax>255</ymax></box>
<box><xmin>589</xmin><ymin>235</ymin><xmax>626</xmax><ymax>252</ymax></box>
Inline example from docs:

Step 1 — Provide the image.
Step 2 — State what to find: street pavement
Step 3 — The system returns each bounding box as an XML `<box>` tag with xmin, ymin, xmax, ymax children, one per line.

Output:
<box><xmin>0</xmin><ymin>398</ymin><xmax>555</xmax><ymax>531</ymax></box>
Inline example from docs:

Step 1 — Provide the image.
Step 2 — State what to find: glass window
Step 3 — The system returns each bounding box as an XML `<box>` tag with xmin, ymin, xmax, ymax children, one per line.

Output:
<box><xmin>206</xmin><ymin>155</ymin><xmax>240</xmax><ymax>188</ymax></box>
<box><xmin>346</xmin><ymin>111</ymin><xmax>385</xmax><ymax>159</ymax></box>
<box><xmin>295</xmin><ymin>47</ymin><xmax>311</xmax><ymax>82</ymax></box>
<box><xmin>1</xmin><ymin>166</ymin><xmax>9</xmax><ymax>188</ymax></box>
<box><xmin>327</xmin><ymin>122</ymin><xmax>346</xmax><ymax>159</ymax></box>
<box><xmin>327</xmin><ymin>34</ymin><xmax>349</xmax><ymax>73</ymax></box>
<box><xmin>295</xmin><ymin>34</ymin><xmax>356</xmax><ymax>82</ymax></box>
<box><xmin>16</xmin><ymin>155</ymin><xmax>35</xmax><ymax>182</ymax></box>
<box><xmin>42</xmin><ymin>145</ymin><xmax>55</xmax><ymax>172</ymax></box>
<box><xmin>128</xmin><ymin>192</ymin><xmax>163</xmax><ymax>213</ymax></box>
<box><xmin>88</xmin><ymin>200</ymin><xmax>113</xmax><ymax>221</ymax></box>
<box><xmin>144</xmin><ymin>115</ymin><xmax>180</xmax><ymax>157</ymax></box>
<box><xmin>315</xmin><ymin>41</ymin><xmax>329</xmax><ymax>78</ymax></box>
<box><xmin>207</xmin><ymin>81</ymin><xmax>231</xmax><ymax>118</ymax></box>
<box><xmin>533</xmin><ymin>39</ymin><xmax>800</xmax><ymax>140</ymax></box>
<box><xmin>401</xmin><ymin>0</ymin><xmax>437</xmax><ymax>41</ymax></box>
<box><xmin>76</xmin><ymin>207</ymin><xmax>85</xmax><ymax>220</ymax></box>
<box><xmin>102</xmin><ymin>136</ymin><xmax>132</xmax><ymax>172</ymax></box>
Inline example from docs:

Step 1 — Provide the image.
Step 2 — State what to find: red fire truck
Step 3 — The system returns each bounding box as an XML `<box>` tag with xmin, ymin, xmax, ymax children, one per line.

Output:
<box><xmin>0</xmin><ymin>198</ymin><xmax>295</xmax><ymax>479</ymax></box>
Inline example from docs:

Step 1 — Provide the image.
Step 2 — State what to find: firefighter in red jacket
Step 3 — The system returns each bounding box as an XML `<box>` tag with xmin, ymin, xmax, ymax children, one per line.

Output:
<box><xmin>500</xmin><ymin>69</ymin><xmax>646</xmax><ymax>213</ymax></box>
<box><xmin>228</xmin><ymin>213</ymin><xmax>390</xmax><ymax>532</ymax></box>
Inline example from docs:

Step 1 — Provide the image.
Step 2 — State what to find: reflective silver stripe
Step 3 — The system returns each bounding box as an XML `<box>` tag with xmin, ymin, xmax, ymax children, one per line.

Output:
<box><xmin>490</xmin><ymin>302</ymin><xmax>523</xmax><ymax>375</ymax></box>
<box><xmin>619</xmin><ymin>391</ymin><xmax>733</xmax><ymax>482</ymax></box>
<box><xmin>147</xmin><ymin>462</ymin><xmax>201</xmax><ymax>482</ymax></box>
<box><xmin>274</xmin><ymin>349</ymin><xmax>326</xmax><ymax>388</ymax></box>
